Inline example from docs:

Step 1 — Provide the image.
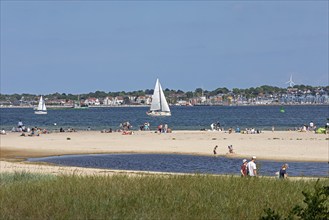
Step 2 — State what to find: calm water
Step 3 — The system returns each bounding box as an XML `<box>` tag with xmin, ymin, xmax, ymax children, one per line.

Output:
<box><xmin>28</xmin><ymin>154</ymin><xmax>329</xmax><ymax>177</ymax></box>
<box><xmin>1</xmin><ymin>105</ymin><xmax>328</xmax><ymax>131</ymax></box>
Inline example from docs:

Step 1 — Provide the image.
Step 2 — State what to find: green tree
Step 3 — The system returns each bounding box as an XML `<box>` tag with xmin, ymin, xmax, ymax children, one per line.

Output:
<box><xmin>185</xmin><ymin>91</ymin><xmax>194</xmax><ymax>99</ymax></box>
<box><xmin>195</xmin><ymin>88</ymin><xmax>203</xmax><ymax>97</ymax></box>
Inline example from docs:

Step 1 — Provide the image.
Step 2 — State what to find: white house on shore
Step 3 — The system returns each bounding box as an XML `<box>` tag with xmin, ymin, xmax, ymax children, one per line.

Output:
<box><xmin>103</xmin><ymin>96</ymin><xmax>124</xmax><ymax>106</ymax></box>
<box><xmin>84</xmin><ymin>98</ymin><xmax>100</xmax><ymax>106</ymax></box>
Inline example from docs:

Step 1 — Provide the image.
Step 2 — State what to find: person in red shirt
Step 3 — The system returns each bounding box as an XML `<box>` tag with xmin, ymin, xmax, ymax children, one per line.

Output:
<box><xmin>240</xmin><ymin>159</ymin><xmax>248</xmax><ymax>177</ymax></box>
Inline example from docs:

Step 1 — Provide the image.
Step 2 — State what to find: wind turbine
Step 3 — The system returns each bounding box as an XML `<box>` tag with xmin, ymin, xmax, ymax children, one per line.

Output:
<box><xmin>286</xmin><ymin>75</ymin><xmax>295</xmax><ymax>87</ymax></box>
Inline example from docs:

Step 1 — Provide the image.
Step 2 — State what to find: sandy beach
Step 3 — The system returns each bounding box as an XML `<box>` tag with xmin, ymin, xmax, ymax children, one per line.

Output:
<box><xmin>1</xmin><ymin>130</ymin><xmax>328</xmax><ymax>175</ymax></box>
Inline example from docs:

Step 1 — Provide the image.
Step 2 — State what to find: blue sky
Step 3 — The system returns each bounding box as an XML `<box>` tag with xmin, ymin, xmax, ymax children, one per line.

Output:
<box><xmin>1</xmin><ymin>1</ymin><xmax>328</xmax><ymax>94</ymax></box>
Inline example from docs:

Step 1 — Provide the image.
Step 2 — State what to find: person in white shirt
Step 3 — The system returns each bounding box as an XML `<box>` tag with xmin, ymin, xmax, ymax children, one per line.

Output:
<box><xmin>18</xmin><ymin>120</ymin><xmax>23</xmax><ymax>128</ymax></box>
<box><xmin>309</xmin><ymin>121</ymin><xmax>316</xmax><ymax>131</ymax></box>
<box><xmin>247</xmin><ymin>156</ymin><xmax>257</xmax><ymax>177</ymax></box>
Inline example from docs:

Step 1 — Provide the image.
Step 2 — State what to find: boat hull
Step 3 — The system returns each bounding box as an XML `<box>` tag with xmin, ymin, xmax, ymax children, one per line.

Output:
<box><xmin>34</xmin><ymin>111</ymin><xmax>47</xmax><ymax>115</ymax></box>
<box><xmin>146</xmin><ymin>111</ymin><xmax>171</xmax><ymax>117</ymax></box>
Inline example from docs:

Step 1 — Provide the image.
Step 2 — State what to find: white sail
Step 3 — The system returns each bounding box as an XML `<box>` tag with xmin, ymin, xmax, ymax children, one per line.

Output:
<box><xmin>150</xmin><ymin>79</ymin><xmax>161</xmax><ymax>111</ymax></box>
<box><xmin>37</xmin><ymin>96</ymin><xmax>44</xmax><ymax>110</ymax></box>
<box><xmin>159</xmin><ymin>82</ymin><xmax>170</xmax><ymax>112</ymax></box>
<box><xmin>147</xmin><ymin>78</ymin><xmax>171</xmax><ymax>116</ymax></box>
<box><xmin>35</xmin><ymin>96</ymin><xmax>47</xmax><ymax>114</ymax></box>
<box><xmin>42</xmin><ymin>100</ymin><xmax>47</xmax><ymax>111</ymax></box>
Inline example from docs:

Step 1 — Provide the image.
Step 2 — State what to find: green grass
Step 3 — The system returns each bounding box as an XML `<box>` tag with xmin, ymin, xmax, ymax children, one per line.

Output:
<box><xmin>0</xmin><ymin>172</ymin><xmax>328</xmax><ymax>219</ymax></box>
<box><xmin>0</xmin><ymin>171</ymin><xmax>57</xmax><ymax>186</ymax></box>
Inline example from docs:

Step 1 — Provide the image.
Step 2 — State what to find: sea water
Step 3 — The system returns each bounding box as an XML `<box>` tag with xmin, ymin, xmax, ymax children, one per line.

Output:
<box><xmin>1</xmin><ymin>105</ymin><xmax>328</xmax><ymax>131</ymax></box>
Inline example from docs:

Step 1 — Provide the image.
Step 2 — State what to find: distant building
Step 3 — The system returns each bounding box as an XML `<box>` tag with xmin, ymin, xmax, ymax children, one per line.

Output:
<box><xmin>136</xmin><ymin>96</ymin><xmax>151</xmax><ymax>105</ymax></box>
<box><xmin>103</xmin><ymin>97</ymin><xmax>115</xmax><ymax>106</ymax></box>
<box><xmin>84</xmin><ymin>98</ymin><xmax>100</xmax><ymax>106</ymax></box>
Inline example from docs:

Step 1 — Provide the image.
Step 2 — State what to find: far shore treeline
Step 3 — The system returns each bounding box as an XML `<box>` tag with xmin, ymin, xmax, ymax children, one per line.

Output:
<box><xmin>1</xmin><ymin>84</ymin><xmax>328</xmax><ymax>106</ymax></box>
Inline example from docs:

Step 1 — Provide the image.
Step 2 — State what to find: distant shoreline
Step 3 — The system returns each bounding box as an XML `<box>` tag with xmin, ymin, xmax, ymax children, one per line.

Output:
<box><xmin>1</xmin><ymin>103</ymin><xmax>328</xmax><ymax>109</ymax></box>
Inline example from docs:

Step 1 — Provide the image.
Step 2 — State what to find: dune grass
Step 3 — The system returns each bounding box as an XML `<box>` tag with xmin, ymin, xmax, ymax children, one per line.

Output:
<box><xmin>0</xmin><ymin>172</ymin><xmax>328</xmax><ymax>219</ymax></box>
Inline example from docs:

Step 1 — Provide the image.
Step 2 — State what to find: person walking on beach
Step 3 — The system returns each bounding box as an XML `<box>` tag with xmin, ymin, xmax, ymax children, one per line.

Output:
<box><xmin>240</xmin><ymin>159</ymin><xmax>248</xmax><ymax>177</ymax></box>
<box><xmin>247</xmin><ymin>156</ymin><xmax>257</xmax><ymax>177</ymax></box>
<box><xmin>213</xmin><ymin>145</ymin><xmax>218</xmax><ymax>155</ymax></box>
<box><xmin>279</xmin><ymin>164</ymin><xmax>289</xmax><ymax>179</ymax></box>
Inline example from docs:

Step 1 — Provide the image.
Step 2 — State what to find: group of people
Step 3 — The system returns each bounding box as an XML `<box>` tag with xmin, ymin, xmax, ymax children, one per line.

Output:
<box><xmin>12</xmin><ymin>120</ymin><xmax>29</xmax><ymax>132</ymax></box>
<box><xmin>240</xmin><ymin>156</ymin><xmax>257</xmax><ymax>177</ymax></box>
<box><xmin>213</xmin><ymin>145</ymin><xmax>234</xmax><ymax>155</ymax></box>
<box><xmin>60</xmin><ymin>127</ymin><xmax>77</xmax><ymax>132</ymax></box>
<box><xmin>209</xmin><ymin>123</ymin><xmax>262</xmax><ymax>135</ymax></box>
<box><xmin>213</xmin><ymin>147</ymin><xmax>288</xmax><ymax>178</ymax></box>
<box><xmin>140</xmin><ymin>122</ymin><xmax>150</xmax><ymax>131</ymax></box>
<box><xmin>120</xmin><ymin>121</ymin><xmax>132</xmax><ymax>131</ymax></box>
<box><xmin>297</xmin><ymin>122</ymin><xmax>315</xmax><ymax>132</ymax></box>
<box><xmin>157</xmin><ymin>124</ymin><xmax>171</xmax><ymax>133</ymax></box>
<box><xmin>20</xmin><ymin>126</ymin><xmax>49</xmax><ymax>137</ymax></box>
<box><xmin>12</xmin><ymin>120</ymin><xmax>49</xmax><ymax>137</ymax></box>
<box><xmin>240</xmin><ymin>156</ymin><xmax>288</xmax><ymax>179</ymax></box>
<box><xmin>240</xmin><ymin>128</ymin><xmax>262</xmax><ymax>134</ymax></box>
<box><xmin>295</xmin><ymin>120</ymin><xmax>327</xmax><ymax>133</ymax></box>
<box><xmin>210</xmin><ymin>122</ymin><xmax>221</xmax><ymax>131</ymax></box>
<box><xmin>98</xmin><ymin>122</ymin><xmax>172</xmax><ymax>134</ymax></box>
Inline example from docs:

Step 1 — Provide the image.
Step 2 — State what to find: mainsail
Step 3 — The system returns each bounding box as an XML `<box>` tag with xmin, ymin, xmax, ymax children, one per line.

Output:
<box><xmin>147</xmin><ymin>78</ymin><xmax>171</xmax><ymax>116</ymax></box>
<box><xmin>35</xmin><ymin>96</ymin><xmax>47</xmax><ymax>114</ymax></box>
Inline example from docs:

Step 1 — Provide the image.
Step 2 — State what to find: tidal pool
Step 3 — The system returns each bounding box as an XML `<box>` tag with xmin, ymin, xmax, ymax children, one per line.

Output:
<box><xmin>28</xmin><ymin>154</ymin><xmax>329</xmax><ymax>177</ymax></box>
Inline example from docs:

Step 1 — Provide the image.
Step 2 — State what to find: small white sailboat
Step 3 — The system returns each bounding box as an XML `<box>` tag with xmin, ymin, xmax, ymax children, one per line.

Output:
<box><xmin>147</xmin><ymin>78</ymin><xmax>171</xmax><ymax>116</ymax></box>
<box><xmin>34</xmin><ymin>96</ymin><xmax>47</xmax><ymax>114</ymax></box>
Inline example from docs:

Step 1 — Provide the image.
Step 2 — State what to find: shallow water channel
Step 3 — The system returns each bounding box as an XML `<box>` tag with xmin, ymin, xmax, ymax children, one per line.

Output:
<box><xmin>28</xmin><ymin>154</ymin><xmax>329</xmax><ymax>177</ymax></box>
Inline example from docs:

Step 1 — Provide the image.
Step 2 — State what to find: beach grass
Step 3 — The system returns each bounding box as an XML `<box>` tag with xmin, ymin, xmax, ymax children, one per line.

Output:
<box><xmin>0</xmin><ymin>172</ymin><xmax>328</xmax><ymax>219</ymax></box>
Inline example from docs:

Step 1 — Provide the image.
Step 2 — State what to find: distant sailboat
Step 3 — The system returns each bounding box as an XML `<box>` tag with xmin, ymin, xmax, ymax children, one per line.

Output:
<box><xmin>146</xmin><ymin>78</ymin><xmax>171</xmax><ymax>116</ymax></box>
<box><xmin>73</xmin><ymin>95</ymin><xmax>89</xmax><ymax>109</ymax></box>
<box><xmin>280</xmin><ymin>106</ymin><xmax>285</xmax><ymax>113</ymax></box>
<box><xmin>34</xmin><ymin>96</ymin><xmax>47</xmax><ymax>114</ymax></box>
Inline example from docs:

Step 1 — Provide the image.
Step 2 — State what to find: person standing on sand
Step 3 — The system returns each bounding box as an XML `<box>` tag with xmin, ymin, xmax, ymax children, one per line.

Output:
<box><xmin>240</xmin><ymin>159</ymin><xmax>248</xmax><ymax>177</ymax></box>
<box><xmin>18</xmin><ymin>120</ymin><xmax>23</xmax><ymax>128</ymax></box>
<box><xmin>247</xmin><ymin>156</ymin><xmax>257</xmax><ymax>177</ymax></box>
<box><xmin>279</xmin><ymin>164</ymin><xmax>289</xmax><ymax>179</ymax></box>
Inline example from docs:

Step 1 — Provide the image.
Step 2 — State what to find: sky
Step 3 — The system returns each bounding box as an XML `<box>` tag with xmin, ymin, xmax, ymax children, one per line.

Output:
<box><xmin>1</xmin><ymin>1</ymin><xmax>328</xmax><ymax>94</ymax></box>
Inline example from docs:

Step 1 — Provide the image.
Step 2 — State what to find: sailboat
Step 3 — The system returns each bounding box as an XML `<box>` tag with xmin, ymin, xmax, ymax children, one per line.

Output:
<box><xmin>146</xmin><ymin>78</ymin><xmax>171</xmax><ymax>116</ymax></box>
<box><xmin>73</xmin><ymin>95</ymin><xmax>89</xmax><ymax>109</ymax></box>
<box><xmin>34</xmin><ymin>96</ymin><xmax>47</xmax><ymax>114</ymax></box>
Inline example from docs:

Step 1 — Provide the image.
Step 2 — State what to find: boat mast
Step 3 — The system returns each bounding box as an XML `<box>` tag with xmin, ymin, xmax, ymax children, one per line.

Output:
<box><xmin>158</xmin><ymin>80</ymin><xmax>162</xmax><ymax>111</ymax></box>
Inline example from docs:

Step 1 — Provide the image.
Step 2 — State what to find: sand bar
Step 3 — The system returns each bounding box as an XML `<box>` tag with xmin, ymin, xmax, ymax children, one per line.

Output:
<box><xmin>1</xmin><ymin>130</ymin><xmax>328</xmax><ymax>174</ymax></box>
